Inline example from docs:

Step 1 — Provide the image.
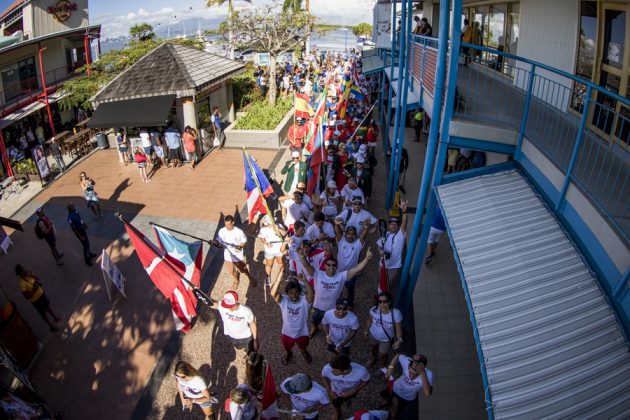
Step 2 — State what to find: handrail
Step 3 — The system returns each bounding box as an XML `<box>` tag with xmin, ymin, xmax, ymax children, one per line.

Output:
<box><xmin>461</xmin><ymin>41</ymin><xmax>630</xmax><ymax>108</ymax></box>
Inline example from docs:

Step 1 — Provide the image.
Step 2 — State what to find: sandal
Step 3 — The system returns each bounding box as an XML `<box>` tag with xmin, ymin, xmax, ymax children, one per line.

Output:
<box><xmin>281</xmin><ymin>351</ymin><xmax>292</xmax><ymax>365</ymax></box>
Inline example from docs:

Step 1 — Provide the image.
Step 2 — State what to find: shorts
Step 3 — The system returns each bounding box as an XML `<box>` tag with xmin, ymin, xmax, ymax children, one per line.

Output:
<box><xmin>264</xmin><ymin>250</ymin><xmax>283</xmax><ymax>259</ymax></box>
<box><xmin>118</xmin><ymin>146</ymin><xmax>128</xmax><ymax>153</ymax></box>
<box><xmin>428</xmin><ymin>227</ymin><xmax>445</xmax><ymax>244</ymax></box>
<box><xmin>197</xmin><ymin>400</ymin><xmax>213</xmax><ymax>408</ymax></box>
<box><xmin>281</xmin><ymin>334</ymin><xmax>309</xmax><ymax>351</ymax></box>
<box><xmin>168</xmin><ymin>147</ymin><xmax>181</xmax><ymax>160</ymax></box>
<box><xmin>86</xmin><ymin>199</ymin><xmax>98</xmax><ymax>208</ymax></box>
<box><xmin>32</xmin><ymin>293</ymin><xmax>50</xmax><ymax>318</ymax></box>
<box><xmin>369</xmin><ymin>333</ymin><xmax>393</xmax><ymax>354</ymax></box>
<box><xmin>44</xmin><ymin>234</ymin><xmax>56</xmax><ymax>249</ymax></box>
<box><xmin>311</xmin><ymin>308</ymin><xmax>326</xmax><ymax>326</ymax></box>
<box><xmin>137</xmin><ymin>162</ymin><xmax>147</xmax><ymax>168</ymax></box>
<box><xmin>229</xmin><ymin>336</ymin><xmax>253</xmax><ymax>350</ymax></box>
<box><xmin>368</xmin><ymin>141</ymin><xmax>377</xmax><ymax>148</ymax></box>
<box><xmin>143</xmin><ymin>146</ymin><xmax>152</xmax><ymax>155</ymax></box>
<box><xmin>187</xmin><ymin>151</ymin><xmax>197</xmax><ymax>161</ymax></box>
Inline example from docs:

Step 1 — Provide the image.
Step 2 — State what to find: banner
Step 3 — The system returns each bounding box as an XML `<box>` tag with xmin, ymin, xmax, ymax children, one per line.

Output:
<box><xmin>31</xmin><ymin>145</ymin><xmax>50</xmax><ymax>178</ymax></box>
<box><xmin>373</xmin><ymin>2</ymin><xmax>393</xmax><ymax>49</ymax></box>
<box><xmin>101</xmin><ymin>249</ymin><xmax>127</xmax><ymax>300</ymax></box>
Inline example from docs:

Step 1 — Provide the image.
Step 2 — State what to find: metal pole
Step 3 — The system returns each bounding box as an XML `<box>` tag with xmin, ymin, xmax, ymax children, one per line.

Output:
<box><xmin>38</xmin><ymin>46</ymin><xmax>56</xmax><ymax>136</ymax></box>
<box><xmin>83</xmin><ymin>33</ymin><xmax>91</xmax><ymax>77</ymax></box>
<box><xmin>384</xmin><ymin>0</ymin><xmax>397</xmax><ymax>153</ymax></box>
<box><xmin>398</xmin><ymin>0</ymin><xmax>451</xmax><ymax>301</ymax></box>
<box><xmin>0</xmin><ymin>130</ymin><xmax>13</xmax><ymax>177</ymax></box>
<box><xmin>386</xmin><ymin>0</ymin><xmax>408</xmax><ymax>209</ymax></box>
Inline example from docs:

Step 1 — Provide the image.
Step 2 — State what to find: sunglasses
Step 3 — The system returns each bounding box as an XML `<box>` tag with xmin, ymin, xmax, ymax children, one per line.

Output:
<box><xmin>336</xmin><ymin>306</ymin><xmax>348</xmax><ymax>311</ymax></box>
<box><xmin>378</xmin><ymin>300</ymin><xmax>390</xmax><ymax>304</ymax></box>
<box><xmin>326</xmin><ymin>263</ymin><xmax>338</xmax><ymax>268</ymax></box>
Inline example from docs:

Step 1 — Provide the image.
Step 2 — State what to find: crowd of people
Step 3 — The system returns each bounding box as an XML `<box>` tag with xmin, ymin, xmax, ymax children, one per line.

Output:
<box><xmin>173</xmin><ymin>49</ymin><xmax>433</xmax><ymax>420</ymax></box>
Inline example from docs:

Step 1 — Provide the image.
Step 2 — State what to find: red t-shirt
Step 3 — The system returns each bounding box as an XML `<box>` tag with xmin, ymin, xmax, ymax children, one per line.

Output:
<box><xmin>183</xmin><ymin>132</ymin><xmax>196</xmax><ymax>153</ymax></box>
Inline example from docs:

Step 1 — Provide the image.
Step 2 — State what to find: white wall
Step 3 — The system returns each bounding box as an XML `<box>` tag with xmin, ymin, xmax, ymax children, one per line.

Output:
<box><xmin>514</xmin><ymin>0</ymin><xmax>579</xmax><ymax>111</ymax></box>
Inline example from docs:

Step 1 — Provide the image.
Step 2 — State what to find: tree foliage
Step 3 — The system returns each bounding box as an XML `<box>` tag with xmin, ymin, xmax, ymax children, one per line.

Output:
<box><xmin>234</xmin><ymin>96</ymin><xmax>292</xmax><ymax>130</ymax></box>
<box><xmin>352</xmin><ymin>23</ymin><xmax>373</xmax><ymax>37</ymax></box>
<box><xmin>58</xmin><ymin>39</ymin><xmax>204</xmax><ymax>112</ymax></box>
<box><xmin>129</xmin><ymin>23</ymin><xmax>155</xmax><ymax>41</ymax></box>
<box><xmin>282</xmin><ymin>0</ymin><xmax>302</xmax><ymax>13</ymax></box>
<box><xmin>216</xmin><ymin>0</ymin><xmax>315</xmax><ymax>105</ymax></box>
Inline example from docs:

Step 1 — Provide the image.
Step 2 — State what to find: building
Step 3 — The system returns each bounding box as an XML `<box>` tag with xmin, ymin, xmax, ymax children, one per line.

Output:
<box><xmin>374</xmin><ymin>0</ymin><xmax>630</xmax><ymax>418</ymax></box>
<box><xmin>88</xmin><ymin>42</ymin><xmax>245</xmax><ymax>158</ymax></box>
<box><xmin>0</xmin><ymin>0</ymin><xmax>100</xmax><ymax>180</ymax></box>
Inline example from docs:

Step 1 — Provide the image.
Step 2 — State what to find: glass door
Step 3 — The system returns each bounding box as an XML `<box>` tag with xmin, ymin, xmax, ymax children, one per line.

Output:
<box><xmin>591</xmin><ymin>2</ymin><xmax>630</xmax><ymax>148</ymax></box>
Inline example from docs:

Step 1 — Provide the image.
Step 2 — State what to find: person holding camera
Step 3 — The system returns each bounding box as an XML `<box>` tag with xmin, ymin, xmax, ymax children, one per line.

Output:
<box><xmin>322</xmin><ymin>297</ymin><xmax>359</xmax><ymax>355</ymax></box>
<box><xmin>377</xmin><ymin>200</ymin><xmax>408</xmax><ymax>297</ymax></box>
<box><xmin>364</xmin><ymin>291</ymin><xmax>403</xmax><ymax>369</ymax></box>
<box><xmin>306</xmin><ymin>211</ymin><xmax>335</xmax><ymax>248</ymax></box>
<box><xmin>379</xmin><ymin>353</ymin><xmax>433</xmax><ymax>418</ymax></box>
<box><xmin>271</xmin><ymin>272</ymin><xmax>315</xmax><ymax>365</ymax></box>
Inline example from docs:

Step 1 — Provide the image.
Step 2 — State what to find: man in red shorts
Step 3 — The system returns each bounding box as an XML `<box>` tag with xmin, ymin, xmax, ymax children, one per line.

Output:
<box><xmin>271</xmin><ymin>272</ymin><xmax>315</xmax><ymax>365</ymax></box>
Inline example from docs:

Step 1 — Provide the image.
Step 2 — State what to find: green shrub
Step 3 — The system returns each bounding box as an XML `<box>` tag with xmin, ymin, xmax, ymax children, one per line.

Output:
<box><xmin>234</xmin><ymin>97</ymin><xmax>293</xmax><ymax>130</ymax></box>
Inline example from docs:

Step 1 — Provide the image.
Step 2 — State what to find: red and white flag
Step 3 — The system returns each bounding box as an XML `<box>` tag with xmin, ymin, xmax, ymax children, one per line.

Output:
<box><xmin>243</xmin><ymin>150</ymin><xmax>274</xmax><ymax>224</ymax></box>
<box><xmin>378</xmin><ymin>258</ymin><xmax>389</xmax><ymax>294</ymax></box>
<box><xmin>123</xmin><ymin>218</ymin><xmax>197</xmax><ymax>333</ymax></box>
<box><xmin>260</xmin><ymin>363</ymin><xmax>279</xmax><ymax>419</ymax></box>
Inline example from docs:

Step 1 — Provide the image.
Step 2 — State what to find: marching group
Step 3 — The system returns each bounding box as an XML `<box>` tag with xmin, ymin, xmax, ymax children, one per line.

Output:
<box><xmin>174</xmin><ymin>51</ymin><xmax>433</xmax><ymax>420</ymax></box>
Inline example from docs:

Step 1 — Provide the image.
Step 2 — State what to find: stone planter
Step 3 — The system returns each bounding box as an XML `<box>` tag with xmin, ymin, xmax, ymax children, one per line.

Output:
<box><xmin>223</xmin><ymin>108</ymin><xmax>293</xmax><ymax>150</ymax></box>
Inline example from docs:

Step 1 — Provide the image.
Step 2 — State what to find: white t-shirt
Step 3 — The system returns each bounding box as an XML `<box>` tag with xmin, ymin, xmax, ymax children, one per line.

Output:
<box><xmin>280</xmin><ymin>380</ymin><xmax>329</xmax><ymax>419</ymax></box>
<box><xmin>218</xmin><ymin>226</ymin><xmax>247</xmax><ymax>262</ymax></box>
<box><xmin>321</xmin><ymin>362</ymin><xmax>370</xmax><ymax>394</ymax></box>
<box><xmin>393</xmin><ymin>356</ymin><xmax>434</xmax><ymax>401</ymax></box>
<box><xmin>285</xmin><ymin>201</ymin><xmax>310</xmax><ymax>227</ymax></box>
<box><xmin>336</xmin><ymin>237</ymin><xmax>363</xmax><ymax>272</ymax></box>
<box><xmin>279</xmin><ymin>295</ymin><xmax>311</xmax><ymax>338</ymax></box>
<box><xmin>336</xmin><ymin>208</ymin><xmax>376</xmax><ymax>235</ymax></box>
<box><xmin>369</xmin><ymin>307</ymin><xmax>403</xmax><ymax>342</ymax></box>
<box><xmin>340</xmin><ymin>185</ymin><xmax>365</xmax><ymax>206</ymax></box>
<box><xmin>218</xmin><ymin>304</ymin><xmax>254</xmax><ymax>339</ymax></box>
<box><xmin>322</xmin><ymin>309</ymin><xmax>359</xmax><ymax>347</ymax></box>
<box><xmin>139</xmin><ymin>131</ymin><xmax>151</xmax><ymax>148</ymax></box>
<box><xmin>177</xmin><ymin>376</ymin><xmax>207</xmax><ymax>399</ymax></box>
<box><xmin>345</xmin><ymin>410</ymin><xmax>389</xmax><ymax>420</ymax></box>
<box><xmin>258</xmin><ymin>226</ymin><xmax>283</xmax><ymax>257</ymax></box>
<box><xmin>313</xmin><ymin>270</ymin><xmax>348</xmax><ymax>311</ymax></box>
<box><xmin>320</xmin><ymin>190</ymin><xmax>341</xmax><ymax>217</ymax></box>
<box><xmin>378</xmin><ymin>229</ymin><xmax>406</xmax><ymax>269</ymax></box>
<box><xmin>306</xmin><ymin>222</ymin><xmax>335</xmax><ymax>243</ymax></box>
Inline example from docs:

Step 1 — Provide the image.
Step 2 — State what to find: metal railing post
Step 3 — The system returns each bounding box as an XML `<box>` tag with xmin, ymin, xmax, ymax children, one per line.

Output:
<box><xmin>556</xmin><ymin>86</ymin><xmax>592</xmax><ymax>212</ymax></box>
<box><xmin>384</xmin><ymin>0</ymin><xmax>397</xmax><ymax>154</ymax></box>
<box><xmin>514</xmin><ymin>63</ymin><xmax>536</xmax><ymax>161</ymax></box>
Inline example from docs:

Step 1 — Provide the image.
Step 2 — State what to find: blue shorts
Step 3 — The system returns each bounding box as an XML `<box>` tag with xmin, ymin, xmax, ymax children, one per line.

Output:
<box><xmin>143</xmin><ymin>146</ymin><xmax>152</xmax><ymax>155</ymax></box>
<box><xmin>311</xmin><ymin>307</ymin><xmax>326</xmax><ymax>326</ymax></box>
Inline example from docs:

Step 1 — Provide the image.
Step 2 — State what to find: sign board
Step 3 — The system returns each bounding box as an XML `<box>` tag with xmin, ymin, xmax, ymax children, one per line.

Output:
<box><xmin>101</xmin><ymin>249</ymin><xmax>126</xmax><ymax>300</ymax></box>
<box><xmin>0</xmin><ymin>227</ymin><xmax>11</xmax><ymax>254</ymax></box>
<box><xmin>31</xmin><ymin>146</ymin><xmax>50</xmax><ymax>179</ymax></box>
<box><xmin>47</xmin><ymin>0</ymin><xmax>78</xmax><ymax>22</ymax></box>
<box><xmin>373</xmin><ymin>2</ymin><xmax>393</xmax><ymax>50</ymax></box>
<box><xmin>607</xmin><ymin>42</ymin><xmax>621</xmax><ymax>63</ymax></box>
<box><xmin>257</xmin><ymin>53</ymin><xmax>270</xmax><ymax>66</ymax></box>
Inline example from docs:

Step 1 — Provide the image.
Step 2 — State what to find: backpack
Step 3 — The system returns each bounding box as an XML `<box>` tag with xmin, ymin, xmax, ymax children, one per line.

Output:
<box><xmin>34</xmin><ymin>219</ymin><xmax>45</xmax><ymax>239</ymax></box>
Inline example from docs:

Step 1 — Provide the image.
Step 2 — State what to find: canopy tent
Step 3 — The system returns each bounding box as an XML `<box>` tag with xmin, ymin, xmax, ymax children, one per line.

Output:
<box><xmin>87</xmin><ymin>95</ymin><xmax>175</xmax><ymax>129</ymax></box>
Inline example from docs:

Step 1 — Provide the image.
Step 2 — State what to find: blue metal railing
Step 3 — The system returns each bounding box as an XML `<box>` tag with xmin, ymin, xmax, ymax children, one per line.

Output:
<box><xmin>455</xmin><ymin>42</ymin><xmax>630</xmax><ymax>243</ymax></box>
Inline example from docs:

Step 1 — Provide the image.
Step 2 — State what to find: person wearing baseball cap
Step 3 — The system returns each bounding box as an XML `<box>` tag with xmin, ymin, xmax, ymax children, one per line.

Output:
<box><xmin>322</xmin><ymin>297</ymin><xmax>360</xmax><ymax>355</ymax></box>
<box><xmin>377</xmin><ymin>200</ymin><xmax>409</xmax><ymax>297</ymax></box>
<box><xmin>280</xmin><ymin>373</ymin><xmax>330</xmax><ymax>419</ymax></box>
<box><xmin>350</xmin><ymin>154</ymin><xmax>373</xmax><ymax>205</ymax></box>
<box><xmin>211</xmin><ymin>291</ymin><xmax>259</xmax><ymax>382</ymax></box>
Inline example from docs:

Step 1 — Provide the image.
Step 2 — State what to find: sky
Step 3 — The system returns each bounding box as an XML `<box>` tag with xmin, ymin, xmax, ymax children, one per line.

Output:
<box><xmin>90</xmin><ymin>0</ymin><xmax>377</xmax><ymax>39</ymax></box>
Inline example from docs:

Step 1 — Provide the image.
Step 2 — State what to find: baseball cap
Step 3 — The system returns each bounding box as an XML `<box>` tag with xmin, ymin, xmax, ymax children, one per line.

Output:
<box><xmin>359</xmin><ymin>144</ymin><xmax>367</xmax><ymax>152</ymax></box>
<box><xmin>389</xmin><ymin>216</ymin><xmax>401</xmax><ymax>224</ymax></box>
<box><xmin>285</xmin><ymin>373</ymin><xmax>312</xmax><ymax>394</ymax></box>
<box><xmin>352</xmin><ymin>196</ymin><xmax>363</xmax><ymax>204</ymax></box>
<box><xmin>336</xmin><ymin>297</ymin><xmax>350</xmax><ymax>307</ymax></box>
<box><xmin>356</xmin><ymin>156</ymin><xmax>366</xmax><ymax>164</ymax></box>
<box><xmin>327</xmin><ymin>180</ymin><xmax>337</xmax><ymax>189</ymax></box>
<box><xmin>291</xmin><ymin>151</ymin><xmax>300</xmax><ymax>158</ymax></box>
<box><xmin>221</xmin><ymin>291</ymin><xmax>239</xmax><ymax>309</ymax></box>
<box><xmin>35</xmin><ymin>207</ymin><xmax>43</xmax><ymax>214</ymax></box>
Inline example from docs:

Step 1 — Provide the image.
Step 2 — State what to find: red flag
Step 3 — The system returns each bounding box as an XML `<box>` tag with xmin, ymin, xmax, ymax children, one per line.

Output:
<box><xmin>260</xmin><ymin>363</ymin><xmax>278</xmax><ymax>419</ymax></box>
<box><xmin>378</xmin><ymin>258</ymin><xmax>389</xmax><ymax>294</ymax></box>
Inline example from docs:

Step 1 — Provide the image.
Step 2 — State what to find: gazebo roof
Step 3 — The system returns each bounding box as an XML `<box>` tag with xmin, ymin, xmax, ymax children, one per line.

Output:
<box><xmin>92</xmin><ymin>42</ymin><xmax>245</xmax><ymax>105</ymax></box>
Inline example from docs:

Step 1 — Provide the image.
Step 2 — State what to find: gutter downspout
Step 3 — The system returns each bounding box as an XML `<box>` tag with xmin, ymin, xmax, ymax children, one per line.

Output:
<box><xmin>384</xmin><ymin>0</ymin><xmax>397</xmax><ymax>154</ymax></box>
<box><xmin>38</xmin><ymin>45</ymin><xmax>56</xmax><ymax>136</ymax></box>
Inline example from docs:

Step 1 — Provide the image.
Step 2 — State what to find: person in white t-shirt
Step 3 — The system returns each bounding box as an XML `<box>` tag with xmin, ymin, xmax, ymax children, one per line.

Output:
<box><xmin>380</xmin><ymin>354</ymin><xmax>433</xmax><ymax>418</ymax></box>
<box><xmin>271</xmin><ymin>272</ymin><xmax>315</xmax><ymax>365</ymax></box>
<box><xmin>345</xmin><ymin>410</ymin><xmax>389</xmax><ymax>420</ymax></box>
<box><xmin>376</xmin><ymin>200</ymin><xmax>408</xmax><ymax>298</ymax></box>
<box><xmin>320</xmin><ymin>180</ymin><xmax>342</xmax><ymax>218</ymax></box>
<box><xmin>334</xmin><ymin>221</ymin><xmax>368</xmax><ymax>307</ymax></box>
<box><xmin>364</xmin><ymin>291</ymin><xmax>403</xmax><ymax>369</ymax></box>
<box><xmin>335</xmin><ymin>197</ymin><xmax>377</xmax><ymax>236</ymax></box>
<box><xmin>322</xmin><ymin>298</ymin><xmax>359</xmax><ymax>355</ymax></box>
<box><xmin>340</xmin><ymin>177</ymin><xmax>365</xmax><ymax>208</ymax></box>
<box><xmin>306</xmin><ymin>211</ymin><xmax>335</xmax><ymax>247</ymax></box>
<box><xmin>257</xmin><ymin>216</ymin><xmax>286</xmax><ymax>286</ymax></box>
<box><xmin>282</xmin><ymin>191</ymin><xmax>311</xmax><ymax>232</ymax></box>
<box><xmin>213</xmin><ymin>215</ymin><xmax>255</xmax><ymax>289</ymax></box>
<box><xmin>139</xmin><ymin>128</ymin><xmax>153</xmax><ymax>166</ymax></box>
<box><xmin>280</xmin><ymin>373</ymin><xmax>330</xmax><ymax>419</ymax></box>
<box><xmin>299</xmin><ymin>246</ymin><xmax>373</xmax><ymax>338</ymax></box>
<box><xmin>174</xmin><ymin>361</ymin><xmax>216</xmax><ymax>419</ymax></box>
<box><xmin>321</xmin><ymin>354</ymin><xmax>371</xmax><ymax>419</ymax></box>
<box><xmin>211</xmin><ymin>291</ymin><xmax>259</xmax><ymax>382</ymax></box>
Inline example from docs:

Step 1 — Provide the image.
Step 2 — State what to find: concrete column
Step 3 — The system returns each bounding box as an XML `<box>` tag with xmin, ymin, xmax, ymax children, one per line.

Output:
<box><xmin>226</xmin><ymin>80</ymin><xmax>235</xmax><ymax>122</ymax></box>
<box><xmin>182</xmin><ymin>97</ymin><xmax>198</xmax><ymax>131</ymax></box>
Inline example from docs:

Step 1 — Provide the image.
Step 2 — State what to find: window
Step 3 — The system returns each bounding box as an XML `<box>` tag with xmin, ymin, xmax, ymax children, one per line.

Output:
<box><xmin>1</xmin><ymin>57</ymin><xmax>37</xmax><ymax>102</ymax></box>
<box><xmin>571</xmin><ymin>1</ymin><xmax>597</xmax><ymax>113</ymax></box>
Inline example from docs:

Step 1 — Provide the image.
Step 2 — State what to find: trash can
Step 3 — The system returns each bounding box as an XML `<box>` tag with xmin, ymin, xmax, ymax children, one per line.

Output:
<box><xmin>96</xmin><ymin>133</ymin><xmax>109</xmax><ymax>149</ymax></box>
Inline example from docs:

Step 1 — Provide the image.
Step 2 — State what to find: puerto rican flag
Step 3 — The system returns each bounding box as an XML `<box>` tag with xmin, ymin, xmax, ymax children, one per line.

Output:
<box><xmin>260</xmin><ymin>363</ymin><xmax>279</xmax><ymax>419</ymax></box>
<box><xmin>154</xmin><ymin>226</ymin><xmax>202</xmax><ymax>332</ymax></box>
<box><xmin>123</xmin><ymin>218</ymin><xmax>198</xmax><ymax>333</ymax></box>
<box><xmin>243</xmin><ymin>150</ymin><xmax>274</xmax><ymax>224</ymax></box>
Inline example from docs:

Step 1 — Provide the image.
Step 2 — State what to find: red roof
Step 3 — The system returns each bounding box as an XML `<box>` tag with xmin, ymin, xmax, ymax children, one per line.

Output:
<box><xmin>0</xmin><ymin>0</ymin><xmax>24</xmax><ymax>20</ymax></box>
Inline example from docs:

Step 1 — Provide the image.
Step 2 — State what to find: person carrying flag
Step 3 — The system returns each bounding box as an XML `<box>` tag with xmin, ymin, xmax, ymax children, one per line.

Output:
<box><xmin>257</xmin><ymin>216</ymin><xmax>286</xmax><ymax>286</ymax></box>
<box><xmin>213</xmin><ymin>215</ymin><xmax>256</xmax><ymax>289</ymax></box>
<box><xmin>377</xmin><ymin>201</ymin><xmax>408</xmax><ymax>298</ymax></box>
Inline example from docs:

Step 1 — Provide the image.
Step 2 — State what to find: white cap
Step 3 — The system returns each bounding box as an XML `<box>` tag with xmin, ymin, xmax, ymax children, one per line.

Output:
<box><xmin>327</xmin><ymin>180</ymin><xmax>337</xmax><ymax>189</ymax></box>
<box><xmin>356</xmin><ymin>156</ymin><xmax>366</xmax><ymax>164</ymax></box>
<box><xmin>291</xmin><ymin>151</ymin><xmax>300</xmax><ymax>158</ymax></box>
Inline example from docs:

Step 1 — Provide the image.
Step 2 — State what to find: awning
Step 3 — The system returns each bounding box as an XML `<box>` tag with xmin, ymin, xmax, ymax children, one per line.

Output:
<box><xmin>0</xmin><ymin>91</ymin><xmax>67</xmax><ymax>130</ymax></box>
<box><xmin>87</xmin><ymin>95</ymin><xmax>175</xmax><ymax>128</ymax></box>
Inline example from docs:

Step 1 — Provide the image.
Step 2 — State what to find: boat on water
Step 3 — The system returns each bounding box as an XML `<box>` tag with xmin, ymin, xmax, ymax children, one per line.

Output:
<box><xmin>357</xmin><ymin>35</ymin><xmax>375</xmax><ymax>46</ymax></box>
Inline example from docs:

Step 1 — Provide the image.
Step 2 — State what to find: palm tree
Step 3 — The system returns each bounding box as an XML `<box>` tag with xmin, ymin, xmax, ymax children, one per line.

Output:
<box><xmin>282</xmin><ymin>0</ymin><xmax>310</xmax><ymax>54</ymax></box>
<box><xmin>207</xmin><ymin>0</ymin><xmax>252</xmax><ymax>60</ymax></box>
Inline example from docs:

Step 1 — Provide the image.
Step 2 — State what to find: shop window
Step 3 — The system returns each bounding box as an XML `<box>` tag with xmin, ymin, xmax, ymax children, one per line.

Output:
<box><xmin>1</xmin><ymin>57</ymin><xmax>37</xmax><ymax>102</ymax></box>
<box><xmin>592</xmin><ymin>71</ymin><xmax>620</xmax><ymax>134</ymax></box>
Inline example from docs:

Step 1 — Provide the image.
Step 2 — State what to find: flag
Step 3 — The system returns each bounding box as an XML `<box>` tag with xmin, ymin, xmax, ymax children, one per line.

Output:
<box><xmin>243</xmin><ymin>150</ymin><xmax>274</xmax><ymax>224</ymax></box>
<box><xmin>349</xmin><ymin>85</ymin><xmax>366</xmax><ymax>102</ymax></box>
<box><xmin>303</xmin><ymin>87</ymin><xmax>328</xmax><ymax>156</ymax></box>
<box><xmin>337</xmin><ymin>83</ymin><xmax>352</xmax><ymax>119</ymax></box>
<box><xmin>260</xmin><ymin>363</ymin><xmax>278</xmax><ymax>419</ymax></box>
<box><xmin>378</xmin><ymin>258</ymin><xmax>389</xmax><ymax>294</ymax></box>
<box><xmin>154</xmin><ymin>226</ymin><xmax>202</xmax><ymax>332</ymax></box>
<box><xmin>294</xmin><ymin>92</ymin><xmax>314</xmax><ymax>119</ymax></box>
<box><xmin>124</xmin><ymin>219</ymin><xmax>197</xmax><ymax>332</ymax></box>
<box><xmin>307</xmin><ymin>121</ymin><xmax>325</xmax><ymax>195</ymax></box>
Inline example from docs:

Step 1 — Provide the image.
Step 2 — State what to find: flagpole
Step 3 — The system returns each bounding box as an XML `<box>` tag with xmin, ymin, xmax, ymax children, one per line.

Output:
<box><xmin>347</xmin><ymin>102</ymin><xmax>376</xmax><ymax>142</ymax></box>
<box><xmin>115</xmin><ymin>213</ymin><xmax>216</xmax><ymax>306</ymax></box>
<box><xmin>242</xmin><ymin>147</ymin><xmax>279</xmax><ymax>234</ymax></box>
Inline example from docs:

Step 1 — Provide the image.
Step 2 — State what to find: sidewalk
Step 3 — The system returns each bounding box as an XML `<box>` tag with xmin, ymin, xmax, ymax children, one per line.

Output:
<box><xmin>389</xmin><ymin>123</ymin><xmax>486</xmax><ymax>418</ymax></box>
